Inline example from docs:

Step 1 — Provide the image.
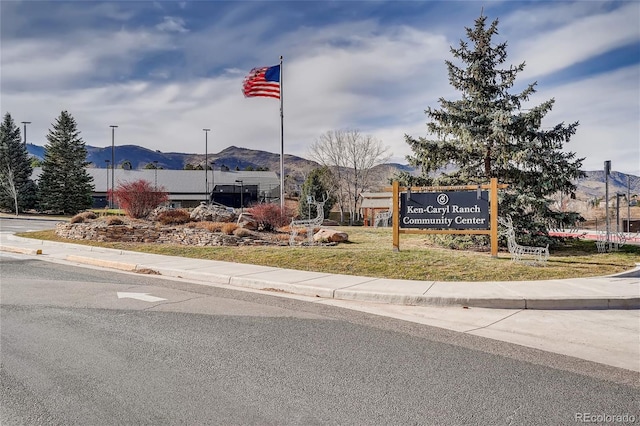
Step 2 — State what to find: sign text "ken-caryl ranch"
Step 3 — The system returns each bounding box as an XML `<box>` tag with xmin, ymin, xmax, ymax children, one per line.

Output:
<box><xmin>400</xmin><ymin>191</ymin><xmax>489</xmax><ymax>230</ymax></box>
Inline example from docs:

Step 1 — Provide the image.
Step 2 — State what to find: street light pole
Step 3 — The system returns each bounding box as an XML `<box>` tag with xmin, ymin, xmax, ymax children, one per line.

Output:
<box><xmin>616</xmin><ymin>193</ymin><xmax>623</xmax><ymax>234</ymax></box>
<box><xmin>21</xmin><ymin>121</ymin><xmax>31</xmax><ymax>145</ymax></box>
<box><xmin>110</xmin><ymin>125</ymin><xmax>118</xmax><ymax>209</ymax></box>
<box><xmin>235</xmin><ymin>180</ymin><xmax>243</xmax><ymax>213</ymax></box>
<box><xmin>105</xmin><ymin>160</ymin><xmax>110</xmax><ymax>208</ymax></box>
<box><xmin>628</xmin><ymin>176</ymin><xmax>631</xmax><ymax>233</ymax></box>
<box><xmin>210</xmin><ymin>161</ymin><xmax>216</xmax><ymax>204</ymax></box>
<box><xmin>153</xmin><ymin>160</ymin><xmax>158</xmax><ymax>191</ymax></box>
<box><xmin>604</xmin><ymin>160</ymin><xmax>611</xmax><ymax>250</ymax></box>
<box><xmin>203</xmin><ymin>128</ymin><xmax>210</xmax><ymax>203</ymax></box>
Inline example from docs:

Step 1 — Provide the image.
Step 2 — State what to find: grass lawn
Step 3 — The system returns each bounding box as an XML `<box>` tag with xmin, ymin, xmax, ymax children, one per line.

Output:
<box><xmin>17</xmin><ymin>226</ymin><xmax>640</xmax><ymax>282</ymax></box>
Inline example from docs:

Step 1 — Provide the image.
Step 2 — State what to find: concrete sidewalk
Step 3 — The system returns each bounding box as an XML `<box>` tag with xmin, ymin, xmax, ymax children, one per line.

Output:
<box><xmin>2</xmin><ymin>233</ymin><xmax>638</xmax><ymax>310</ymax></box>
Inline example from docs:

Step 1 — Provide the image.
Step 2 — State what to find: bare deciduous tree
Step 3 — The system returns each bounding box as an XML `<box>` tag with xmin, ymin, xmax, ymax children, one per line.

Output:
<box><xmin>309</xmin><ymin>129</ymin><xmax>391</xmax><ymax>224</ymax></box>
<box><xmin>0</xmin><ymin>165</ymin><xmax>19</xmax><ymax>216</ymax></box>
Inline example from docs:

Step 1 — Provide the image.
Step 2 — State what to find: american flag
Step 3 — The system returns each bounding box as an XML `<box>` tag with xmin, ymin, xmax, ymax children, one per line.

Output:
<box><xmin>242</xmin><ymin>65</ymin><xmax>280</xmax><ymax>99</ymax></box>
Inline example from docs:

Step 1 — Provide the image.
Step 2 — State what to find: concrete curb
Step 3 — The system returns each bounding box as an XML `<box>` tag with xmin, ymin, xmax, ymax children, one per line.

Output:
<box><xmin>2</xmin><ymin>242</ymin><xmax>639</xmax><ymax>310</ymax></box>
<box><xmin>65</xmin><ymin>255</ymin><xmax>138</xmax><ymax>272</ymax></box>
<box><xmin>0</xmin><ymin>246</ymin><xmax>42</xmax><ymax>256</ymax></box>
<box><xmin>59</xmin><ymin>252</ymin><xmax>640</xmax><ymax>310</ymax></box>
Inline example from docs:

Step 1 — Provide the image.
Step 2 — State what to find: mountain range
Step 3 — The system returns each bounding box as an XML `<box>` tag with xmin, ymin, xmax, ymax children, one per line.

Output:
<box><xmin>26</xmin><ymin>143</ymin><xmax>638</xmax><ymax>201</ymax></box>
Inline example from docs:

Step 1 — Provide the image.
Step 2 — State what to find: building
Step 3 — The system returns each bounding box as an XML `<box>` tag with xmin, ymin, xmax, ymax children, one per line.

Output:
<box><xmin>359</xmin><ymin>191</ymin><xmax>393</xmax><ymax>226</ymax></box>
<box><xmin>31</xmin><ymin>167</ymin><xmax>281</xmax><ymax>209</ymax></box>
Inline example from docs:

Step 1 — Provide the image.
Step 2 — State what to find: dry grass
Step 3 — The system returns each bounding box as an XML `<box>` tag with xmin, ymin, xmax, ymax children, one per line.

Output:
<box><xmin>70</xmin><ymin>211</ymin><xmax>98</xmax><ymax>223</ymax></box>
<box><xmin>221</xmin><ymin>223</ymin><xmax>238</xmax><ymax>235</ymax></box>
<box><xmin>18</xmin><ymin>226</ymin><xmax>640</xmax><ymax>281</ymax></box>
<box><xmin>105</xmin><ymin>216</ymin><xmax>125</xmax><ymax>226</ymax></box>
<box><xmin>194</xmin><ymin>221</ymin><xmax>227</xmax><ymax>232</ymax></box>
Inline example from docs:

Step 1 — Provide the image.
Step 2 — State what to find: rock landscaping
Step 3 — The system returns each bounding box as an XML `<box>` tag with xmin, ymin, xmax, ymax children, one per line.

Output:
<box><xmin>56</xmin><ymin>204</ymin><xmax>348</xmax><ymax>247</ymax></box>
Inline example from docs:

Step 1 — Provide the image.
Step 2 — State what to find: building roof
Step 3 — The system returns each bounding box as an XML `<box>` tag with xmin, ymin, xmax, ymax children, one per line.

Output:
<box><xmin>359</xmin><ymin>192</ymin><xmax>392</xmax><ymax>209</ymax></box>
<box><xmin>31</xmin><ymin>168</ymin><xmax>280</xmax><ymax>199</ymax></box>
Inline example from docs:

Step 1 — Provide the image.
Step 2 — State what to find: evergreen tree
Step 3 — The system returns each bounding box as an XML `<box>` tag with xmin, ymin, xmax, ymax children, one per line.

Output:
<box><xmin>298</xmin><ymin>167</ymin><xmax>336</xmax><ymax>220</ymax></box>
<box><xmin>0</xmin><ymin>112</ymin><xmax>37</xmax><ymax>213</ymax></box>
<box><xmin>38</xmin><ymin>111</ymin><xmax>94</xmax><ymax>214</ymax></box>
<box><xmin>400</xmin><ymin>15</ymin><xmax>585</xmax><ymax>245</ymax></box>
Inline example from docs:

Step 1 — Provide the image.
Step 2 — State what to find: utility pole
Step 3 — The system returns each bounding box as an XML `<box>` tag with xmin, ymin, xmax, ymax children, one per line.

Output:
<box><xmin>105</xmin><ymin>160</ymin><xmax>110</xmax><ymax>208</ymax></box>
<box><xmin>21</xmin><ymin>122</ymin><xmax>31</xmax><ymax>145</ymax></box>
<box><xmin>110</xmin><ymin>125</ymin><xmax>118</xmax><ymax>209</ymax></box>
<box><xmin>153</xmin><ymin>160</ymin><xmax>158</xmax><ymax>191</ymax></box>
<box><xmin>203</xmin><ymin>129</ymin><xmax>210</xmax><ymax>203</ymax></box>
<box><xmin>627</xmin><ymin>175</ymin><xmax>631</xmax><ymax>233</ymax></box>
<box><xmin>604</xmin><ymin>160</ymin><xmax>611</xmax><ymax>250</ymax></box>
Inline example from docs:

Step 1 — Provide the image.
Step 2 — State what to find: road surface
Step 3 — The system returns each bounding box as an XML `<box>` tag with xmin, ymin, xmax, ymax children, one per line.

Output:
<box><xmin>1</xmin><ymin>256</ymin><xmax>638</xmax><ymax>425</ymax></box>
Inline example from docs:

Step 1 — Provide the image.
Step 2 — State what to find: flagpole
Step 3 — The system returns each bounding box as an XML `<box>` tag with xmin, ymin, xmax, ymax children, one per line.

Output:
<box><xmin>279</xmin><ymin>55</ymin><xmax>284</xmax><ymax>210</ymax></box>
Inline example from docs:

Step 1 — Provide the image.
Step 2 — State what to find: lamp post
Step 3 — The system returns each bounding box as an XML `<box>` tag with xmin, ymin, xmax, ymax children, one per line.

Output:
<box><xmin>110</xmin><ymin>125</ymin><xmax>118</xmax><ymax>209</ymax></box>
<box><xmin>628</xmin><ymin>176</ymin><xmax>631</xmax><ymax>233</ymax></box>
<box><xmin>153</xmin><ymin>160</ymin><xmax>158</xmax><ymax>191</ymax></box>
<box><xmin>210</xmin><ymin>161</ymin><xmax>216</xmax><ymax>203</ymax></box>
<box><xmin>235</xmin><ymin>180</ymin><xmax>243</xmax><ymax>213</ymax></box>
<box><xmin>105</xmin><ymin>160</ymin><xmax>110</xmax><ymax>208</ymax></box>
<box><xmin>21</xmin><ymin>121</ymin><xmax>31</xmax><ymax>145</ymax></box>
<box><xmin>604</xmin><ymin>160</ymin><xmax>611</xmax><ymax>250</ymax></box>
<box><xmin>203</xmin><ymin>128</ymin><xmax>210</xmax><ymax>202</ymax></box>
<box><xmin>616</xmin><ymin>192</ymin><xmax>624</xmax><ymax>234</ymax></box>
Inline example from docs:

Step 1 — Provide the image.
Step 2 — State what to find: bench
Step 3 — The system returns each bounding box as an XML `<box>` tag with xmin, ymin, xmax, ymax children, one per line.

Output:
<box><xmin>373</xmin><ymin>211</ymin><xmax>392</xmax><ymax>228</ymax></box>
<box><xmin>498</xmin><ymin>216</ymin><xmax>549</xmax><ymax>265</ymax></box>
<box><xmin>595</xmin><ymin>231</ymin><xmax>627</xmax><ymax>253</ymax></box>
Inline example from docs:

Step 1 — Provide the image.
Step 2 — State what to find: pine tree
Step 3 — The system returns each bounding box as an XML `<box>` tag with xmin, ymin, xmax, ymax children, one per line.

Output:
<box><xmin>298</xmin><ymin>167</ymin><xmax>336</xmax><ymax>220</ymax></box>
<box><xmin>400</xmin><ymin>15</ymin><xmax>585</xmax><ymax>245</ymax></box>
<box><xmin>0</xmin><ymin>112</ymin><xmax>37</xmax><ymax>213</ymax></box>
<box><xmin>38</xmin><ymin>111</ymin><xmax>94</xmax><ymax>214</ymax></box>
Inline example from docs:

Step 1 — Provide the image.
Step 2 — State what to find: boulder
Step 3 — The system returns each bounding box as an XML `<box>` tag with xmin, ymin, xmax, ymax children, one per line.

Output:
<box><xmin>147</xmin><ymin>205</ymin><xmax>173</xmax><ymax>221</ymax></box>
<box><xmin>236</xmin><ymin>212</ymin><xmax>258</xmax><ymax>230</ymax></box>
<box><xmin>313</xmin><ymin>228</ymin><xmax>349</xmax><ymax>243</ymax></box>
<box><xmin>190</xmin><ymin>203</ymin><xmax>236</xmax><ymax>222</ymax></box>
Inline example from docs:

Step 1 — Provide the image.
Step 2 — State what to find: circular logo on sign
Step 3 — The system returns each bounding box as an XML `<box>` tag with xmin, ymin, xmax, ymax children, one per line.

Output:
<box><xmin>437</xmin><ymin>193</ymin><xmax>449</xmax><ymax>205</ymax></box>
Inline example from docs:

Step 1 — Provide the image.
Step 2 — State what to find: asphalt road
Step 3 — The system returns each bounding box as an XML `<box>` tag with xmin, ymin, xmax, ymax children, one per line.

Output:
<box><xmin>0</xmin><ymin>216</ymin><xmax>62</xmax><ymax>234</ymax></box>
<box><xmin>1</xmin><ymin>256</ymin><xmax>638</xmax><ymax>425</ymax></box>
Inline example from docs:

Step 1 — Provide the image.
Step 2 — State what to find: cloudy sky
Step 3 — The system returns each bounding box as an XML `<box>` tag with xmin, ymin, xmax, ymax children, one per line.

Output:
<box><xmin>1</xmin><ymin>1</ymin><xmax>638</xmax><ymax>174</ymax></box>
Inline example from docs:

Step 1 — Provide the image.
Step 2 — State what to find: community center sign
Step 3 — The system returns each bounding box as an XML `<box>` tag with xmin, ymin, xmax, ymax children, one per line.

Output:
<box><xmin>391</xmin><ymin>179</ymin><xmax>508</xmax><ymax>256</ymax></box>
<box><xmin>400</xmin><ymin>191</ymin><xmax>489</xmax><ymax>230</ymax></box>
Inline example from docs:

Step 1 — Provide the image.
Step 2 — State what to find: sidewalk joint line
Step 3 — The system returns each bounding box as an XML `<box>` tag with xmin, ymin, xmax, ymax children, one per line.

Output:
<box><xmin>422</xmin><ymin>282</ymin><xmax>436</xmax><ymax>295</ymax></box>
<box><xmin>463</xmin><ymin>309</ymin><xmax>524</xmax><ymax>333</ymax></box>
<box><xmin>336</xmin><ymin>278</ymin><xmax>379</xmax><ymax>291</ymax></box>
<box><xmin>294</xmin><ymin>274</ymin><xmax>335</xmax><ymax>283</ymax></box>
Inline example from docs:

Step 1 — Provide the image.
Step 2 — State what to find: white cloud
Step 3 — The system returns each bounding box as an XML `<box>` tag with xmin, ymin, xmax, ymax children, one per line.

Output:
<box><xmin>509</xmin><ymin>2</ymin><xmax>639</xmax><ymax>79</ymax></box>
<box><xmin>1</xmin><ymin>29</ymin><xmax>174</xmax><ymax>91</ymax></box>
<box><xmin>1</xmin><ymin>1</ymin><xmax>638</xmax><ymax>176</ymax></box>
<box><xmin>534</xmin><ymin>65</ymin><xmax>640</xmax><ymax>175</ymax></box>
<box><xmin>156</xmin><ymin>16</ymin><xmax>189</xmax><ymax>33</ymax></box>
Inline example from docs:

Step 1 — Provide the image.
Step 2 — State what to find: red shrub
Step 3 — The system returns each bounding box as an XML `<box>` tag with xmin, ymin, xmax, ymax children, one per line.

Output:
<box><xmin>248</xmin><ymin>203</ymin><xmax>292</xmax><ymax>231</ymax></box>
<box><xmin>112</xmin><ymin>179</ymin><xmax>169</xmax><ymax>219</ymax></box>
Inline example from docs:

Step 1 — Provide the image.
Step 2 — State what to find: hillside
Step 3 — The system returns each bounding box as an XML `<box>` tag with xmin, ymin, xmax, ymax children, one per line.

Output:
<box><xmin>27</xmin><ymin>143</ymin><xmax>318</xmax><ymax>177</ymax></box>
<box><xmin>26</xmin><ymin>143</ymin><xmax>638</xmax><ymax>202</ymax></box>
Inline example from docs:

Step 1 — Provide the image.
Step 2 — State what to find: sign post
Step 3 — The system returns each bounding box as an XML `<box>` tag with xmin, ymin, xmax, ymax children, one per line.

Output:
<box><xmin>393</xmin><ymin>178</ymin><xmax>507</xmax><ymax>256</ymax></box>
